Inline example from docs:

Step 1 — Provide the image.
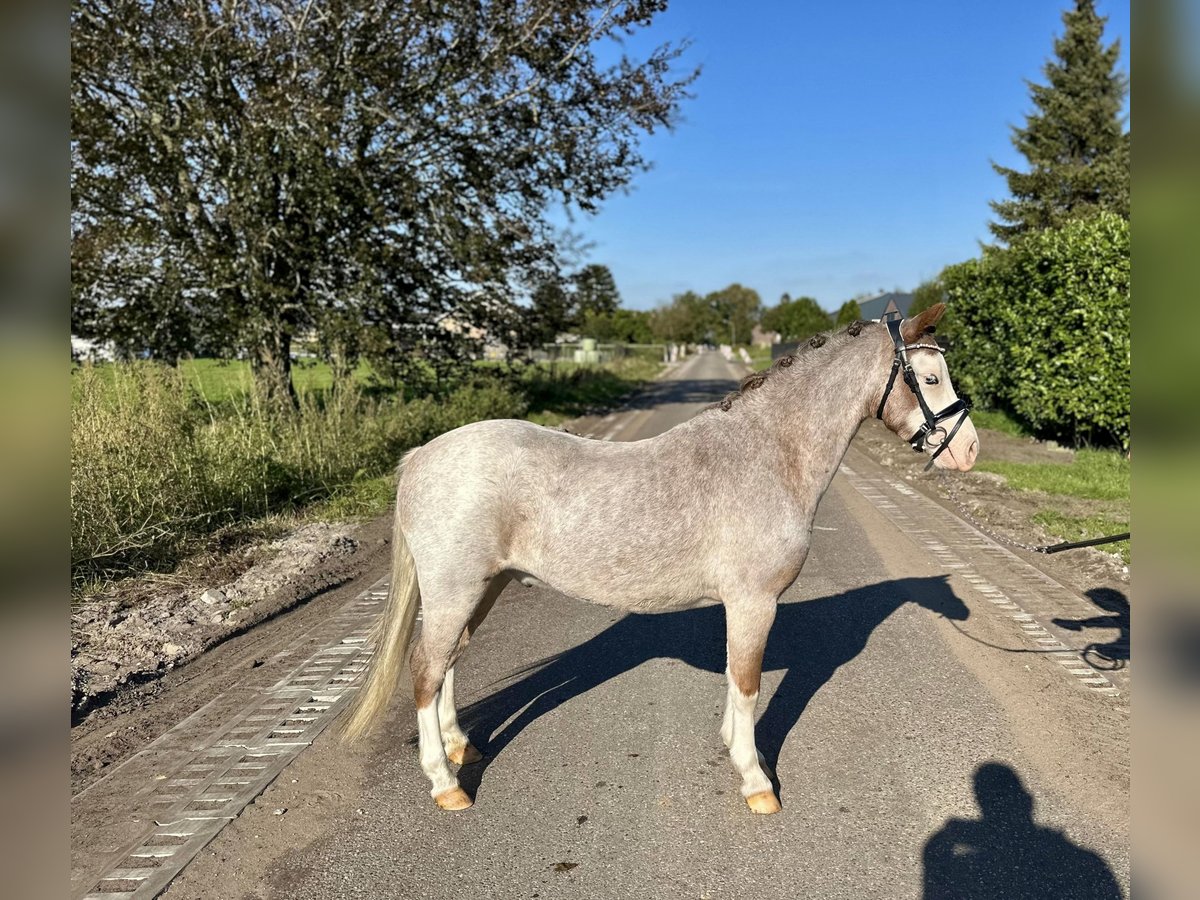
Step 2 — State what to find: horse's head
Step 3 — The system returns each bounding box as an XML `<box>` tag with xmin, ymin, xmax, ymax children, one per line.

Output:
<box><xmin>876</xmin><ymin>303</ymin><xmax>979</xmax><ymax>472</ymax></box>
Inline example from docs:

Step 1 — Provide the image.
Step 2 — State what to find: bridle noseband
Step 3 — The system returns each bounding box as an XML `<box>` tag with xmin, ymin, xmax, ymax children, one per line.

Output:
<box><xmin>875</xmin><ymin>317</ymin><xmax>971</xmax><ymax>472</ymax></box>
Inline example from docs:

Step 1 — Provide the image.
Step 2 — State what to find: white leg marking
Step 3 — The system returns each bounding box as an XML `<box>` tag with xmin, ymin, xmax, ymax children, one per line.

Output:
<box><xmin>726</xmin><ymin>681</ymin><xmax>773</xmax><ymax>798</ymax></box>
<box><xmin>417</xmin><ymin>696</ymin><xmax>458</xmax><ymax>797</ymax></box>
<box><xmin>438</xmin><ymin>668</ymin><xmax>470</xmax><ymax>756</ymax></box>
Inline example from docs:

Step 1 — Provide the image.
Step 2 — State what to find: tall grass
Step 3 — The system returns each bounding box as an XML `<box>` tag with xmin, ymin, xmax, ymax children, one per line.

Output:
<box><xmin>72</xmin><ymin>355</ymin><xmax>662</xmax><ymax>590</ymax></box>
<box><xmin>71</xmin><ymin>363</ymin><xmax>525</xmax><ymax>588</ymax></box>
<box><xmin>520</xmin><ymin>355</ymin><xmax>662</xmax><ymax>425</ymax></box>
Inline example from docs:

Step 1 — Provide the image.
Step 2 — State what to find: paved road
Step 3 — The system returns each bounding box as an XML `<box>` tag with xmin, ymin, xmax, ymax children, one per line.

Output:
<box><xmin>80</xmin><ymin>350</ymin><xmax>1130</xmax><ymax>899</ymax></box>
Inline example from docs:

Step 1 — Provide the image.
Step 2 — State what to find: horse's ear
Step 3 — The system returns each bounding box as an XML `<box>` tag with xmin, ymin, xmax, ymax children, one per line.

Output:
<box><xmin>900</xmin><ymin>303</ymin><xmax>946</xmax><ymax>342</ymax></box>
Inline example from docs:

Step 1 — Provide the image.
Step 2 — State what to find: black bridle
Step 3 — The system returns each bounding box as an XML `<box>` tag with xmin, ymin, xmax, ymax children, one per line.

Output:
<box><xmin>875</xmin><ymin>317</ymin><xmax>972</xmax><ymax>472</ymax></box>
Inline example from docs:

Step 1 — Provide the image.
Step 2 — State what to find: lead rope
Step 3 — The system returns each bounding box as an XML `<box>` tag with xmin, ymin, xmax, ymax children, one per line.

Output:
<box><xmin>939</xmin><ymin>477</ymin><xmax>1130</xmax><ymax>555</ymax></box>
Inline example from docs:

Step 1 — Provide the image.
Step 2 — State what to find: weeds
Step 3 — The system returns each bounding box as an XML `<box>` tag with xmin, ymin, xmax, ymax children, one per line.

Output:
<box><xmin>71</xmin><ymin>364</ymin><xmax>526</xmax><ymax>589</ymax></box>
<box><xmin>520</xmin><ymin>356</ymin><xmax>662</xmax><ymax>426</ymax></box>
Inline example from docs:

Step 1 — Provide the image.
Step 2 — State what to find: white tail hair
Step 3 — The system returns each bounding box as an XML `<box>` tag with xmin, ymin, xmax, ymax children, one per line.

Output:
<box><xmin>341</xmin><ymin>468</ymin><xmax>420</xmax><ymax>742</ymax></box>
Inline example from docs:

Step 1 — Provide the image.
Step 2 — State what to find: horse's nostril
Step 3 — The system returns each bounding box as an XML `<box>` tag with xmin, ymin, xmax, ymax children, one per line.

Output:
<box><xmin>968</xmin><ymin>440</ymin><xmax>978</xmax><ymax>463</ymax></box>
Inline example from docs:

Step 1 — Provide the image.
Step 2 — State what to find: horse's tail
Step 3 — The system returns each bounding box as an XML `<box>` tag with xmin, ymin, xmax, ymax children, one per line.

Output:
<box><xmin>341</xmin><ymin>459</ymin><xmax>421</xmax><ymax>742</ymax></box>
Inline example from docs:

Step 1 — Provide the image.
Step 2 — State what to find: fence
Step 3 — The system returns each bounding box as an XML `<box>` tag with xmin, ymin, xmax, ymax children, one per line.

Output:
<box><xmin>533</xmin><ymin>342</ymin><xmax>667</xmax><ymax>365</ymax></box>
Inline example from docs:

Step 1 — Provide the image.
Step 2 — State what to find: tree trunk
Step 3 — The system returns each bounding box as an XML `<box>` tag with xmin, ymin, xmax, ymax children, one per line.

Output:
<box><xmin>252</xmin><ymin>330</ymin><xmax>298</xmax><ymax>412</ymax></box>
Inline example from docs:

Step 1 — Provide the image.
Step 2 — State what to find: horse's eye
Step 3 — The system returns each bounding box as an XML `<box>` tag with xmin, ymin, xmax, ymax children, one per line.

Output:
<box><xmin>924</xmin><ymin>374</ymin><xmax>939</xmax><ymax>385</ymax></box>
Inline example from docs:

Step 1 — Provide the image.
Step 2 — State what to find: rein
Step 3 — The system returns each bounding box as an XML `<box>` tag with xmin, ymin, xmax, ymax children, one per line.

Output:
<box><xmin>875</xmin><ymin>318</ymin><xmax>971</xmax><ymax>472</ymax></box>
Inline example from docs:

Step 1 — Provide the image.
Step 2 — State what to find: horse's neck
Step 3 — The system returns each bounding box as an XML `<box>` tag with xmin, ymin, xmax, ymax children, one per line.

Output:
<box><xmin>745</xmin><ymin>339</ymin><xmax>888</xmax><ymax>497</ymax></box>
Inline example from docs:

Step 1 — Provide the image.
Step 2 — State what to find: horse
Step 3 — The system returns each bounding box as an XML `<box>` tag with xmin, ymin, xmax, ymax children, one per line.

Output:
<box><xmin>342</xmin><ymin>303</ymin><xmax>979</xmax><ymax>815</ymax></box>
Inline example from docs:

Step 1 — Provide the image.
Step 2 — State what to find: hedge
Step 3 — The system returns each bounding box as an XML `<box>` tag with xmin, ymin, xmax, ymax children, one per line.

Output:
<box><xmin>940</xmin><ymin>212</ymin><xmax>1129</xmax><ymax>448</ymax></box>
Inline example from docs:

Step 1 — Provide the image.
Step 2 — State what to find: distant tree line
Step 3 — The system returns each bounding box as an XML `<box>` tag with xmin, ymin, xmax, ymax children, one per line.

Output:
<box><xmin>528</xmin><ymin>264</ymin><xmax>657</xmax><ymax>344</ymax></box>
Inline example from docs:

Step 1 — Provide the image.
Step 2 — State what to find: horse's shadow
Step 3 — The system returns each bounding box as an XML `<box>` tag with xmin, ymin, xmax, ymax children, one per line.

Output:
<box><xmin>456</xmin><ymin>575</ymin><xmax>968</xmax><ymax>796</ymax></box>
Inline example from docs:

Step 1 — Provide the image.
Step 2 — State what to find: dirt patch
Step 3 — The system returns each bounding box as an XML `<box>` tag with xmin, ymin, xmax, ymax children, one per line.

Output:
<box><xmin>852</xmin><ymin>419</ymin><xmax>1129</xmax><ymax>595</ymax></box>
<box><xmin>70</xmin><ymin>515</ymin><xmax>394</xmax><ymax>797</ymax></box>
<box><xmin>72</xmin><ymin>522</ymin><xmax>374</xmax><ymax>724</ymax></box>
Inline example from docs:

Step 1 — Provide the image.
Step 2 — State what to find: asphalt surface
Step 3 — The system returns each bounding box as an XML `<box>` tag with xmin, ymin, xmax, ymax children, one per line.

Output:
<box><xmin>142</xmin><ymin>350</ymin><xmax>1128</xmax><ymax>899</ymax></box>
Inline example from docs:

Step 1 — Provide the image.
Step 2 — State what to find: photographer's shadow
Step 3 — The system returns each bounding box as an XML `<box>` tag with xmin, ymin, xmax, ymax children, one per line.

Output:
<box><xmin>923</xmin><ymin>762</ymin><xmax>1122</xmax><ymax>899</ymax></box>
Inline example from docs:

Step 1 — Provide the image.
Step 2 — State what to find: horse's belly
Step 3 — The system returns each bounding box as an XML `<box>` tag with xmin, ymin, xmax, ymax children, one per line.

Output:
<box><xmin>513</xmin><ymin>565</ymin><xmax>710</xmax><ymax>612</ymax></box>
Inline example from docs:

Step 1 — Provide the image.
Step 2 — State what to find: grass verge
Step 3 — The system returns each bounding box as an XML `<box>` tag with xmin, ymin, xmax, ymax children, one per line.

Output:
<box><xmin>968</xmin><ymin>407</ymin><xmax>1030</xmax><ymax>437</ymax></box>
<box><xmin>521</xmin><ymin>355</ymin><xmax>663</xmax><ymax>426</ymax></box>
<box><xmin>1032</xmin><ymin>510</ymin><xmax>1130</xmax><ymax>564</ymax></box>
<box><xmin>972</xmin><ymin>448</ymin><xmax>1130</xmax><ymax>564</ymax></box>
<box><xmin>975</xmin><ymin>449</ymin><xmax>1129</xmax><ymax>501</ymax></box>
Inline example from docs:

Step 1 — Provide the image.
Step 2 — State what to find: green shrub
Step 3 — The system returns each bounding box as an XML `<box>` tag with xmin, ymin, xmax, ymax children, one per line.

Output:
<box><xmin>940</xmin><ymin>212</ymin><xmax>1129</xmax><ymax>448</ymax></box>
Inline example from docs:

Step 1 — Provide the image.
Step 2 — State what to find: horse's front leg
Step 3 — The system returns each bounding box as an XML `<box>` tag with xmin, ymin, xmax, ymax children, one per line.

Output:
<box><xmin>722</xmin><ymin>595</ymin><xmax>780</xmax><ymax>814</ymax></box>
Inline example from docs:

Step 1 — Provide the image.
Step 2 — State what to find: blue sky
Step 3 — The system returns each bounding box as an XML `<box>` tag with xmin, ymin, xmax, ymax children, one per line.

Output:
<box><xmin>563</xmin><ymin>0</ymin><xmax>1130</xmax><ymax>313</ymax></box>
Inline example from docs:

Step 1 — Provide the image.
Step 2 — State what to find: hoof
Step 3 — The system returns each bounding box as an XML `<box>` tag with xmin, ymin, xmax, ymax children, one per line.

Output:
<box><xmin>447</xmin><ymin>743</ymin><xmax>482</xmax><ymax>766</ymax></box>
<box><xmin>746</xmin><ymin>791</ymin><xmax>781</xmax><ymax>815</ymax></box>
<box><xmin>434</xmin><ymin>786</ymin><xmax>474</xmax><ymax>811</ymax></box>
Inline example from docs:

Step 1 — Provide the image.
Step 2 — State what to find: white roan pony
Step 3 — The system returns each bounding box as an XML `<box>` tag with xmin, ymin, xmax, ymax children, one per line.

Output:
<box><xmin>343</xmin><ymin>304</ymin><xmax>979</xmax><ymax>814</ymax></box>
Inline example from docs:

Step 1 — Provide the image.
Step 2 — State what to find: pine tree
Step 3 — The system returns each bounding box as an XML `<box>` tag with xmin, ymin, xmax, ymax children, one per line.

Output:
<box><xmin>572</xmin><ymin>265</ymin><xmax>622</xmax><ymax>318</ymax></box>
<box><xmin>989</xmin><ymin>1</ymin><xmax>1129</xmax><ymax>243</ymax></box>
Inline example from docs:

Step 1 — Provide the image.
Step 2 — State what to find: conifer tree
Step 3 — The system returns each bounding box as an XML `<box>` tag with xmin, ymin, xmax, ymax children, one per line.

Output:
<box><xmin>989</xmin><ymin>0</ymin><xmax>1129</xmax><ymax>243</ymax></box>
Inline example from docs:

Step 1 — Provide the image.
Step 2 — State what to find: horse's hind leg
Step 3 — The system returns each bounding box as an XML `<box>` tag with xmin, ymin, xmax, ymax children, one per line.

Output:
<box><xmin>438</xmin><ymin>573</ymin><xmax>509</xmax><ymax>765</ymax></box>
<box><xmin>410</xmin><ymin>571</ymin><xmax>502</xmax><ymax>811</ymax></box>
<box><xmin>722</xmin><ymin>596</ymin><xmax>780</xmax><ymax>814</ymax></box>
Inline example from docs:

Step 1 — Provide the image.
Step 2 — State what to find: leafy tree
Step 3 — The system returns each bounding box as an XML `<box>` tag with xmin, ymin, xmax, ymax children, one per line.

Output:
<box><xmin>761</xmin><ymin>294</ymin><xmax>830</xmax><ymax>341</ymax></box>
<box><xmin>580</xmin><ymin>308</ymin><xmax>654</xmax><ymax>343</ymax></box>
<box><xmin>834</xmin><ymin>299</ymin><xmax>862</xmax><ymax>327</ymax></box>
<box><xmin>72</xmin><ymin>0</ymin><xmax>697</xmax><ymax>404</ymax></box>
<box><xmin>529</xmin><ymin>278</ymin><xmax>575</xmax><ymax>345</ymax></box>
<box><xmin>572</xmin><ymin>264</ymin><xmax>622</xmax><ymax>318</ymax></box>
<box><xmin>650</xmin><ymin>291</ymin><xmax>718</xmax><ymax>344</ymax></box>
<box><xmin>989</xmin><ymin>0</ymin><xmax>1129</xmax><ymax>243</ymax></box>
<box><xmin>705</xmin><ymin>283</ymin><xmax>761</xmax><ymax>346</ymax></box>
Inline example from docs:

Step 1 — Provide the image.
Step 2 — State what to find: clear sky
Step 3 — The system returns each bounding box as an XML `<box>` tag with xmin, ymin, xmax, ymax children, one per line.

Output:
<box><xmin>563</xmin><ymin>0</ymin><xmax>1130</xmax><ymax>313</ymax></box>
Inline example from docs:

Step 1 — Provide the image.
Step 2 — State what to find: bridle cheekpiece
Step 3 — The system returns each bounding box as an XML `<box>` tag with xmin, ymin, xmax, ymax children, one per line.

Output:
<box><xmin>874</xmin><ymin>317</ymin><xmax>971</xmax><ymax>472</ymax></box>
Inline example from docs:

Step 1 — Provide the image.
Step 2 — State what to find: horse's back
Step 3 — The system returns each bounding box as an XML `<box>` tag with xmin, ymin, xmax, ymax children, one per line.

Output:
<box><xmin>397</xmin><ymin>418</ymin><xmax>614</xmax><ymax>546</ymax></box>
<box><xmin>396</xmin><ymin>419</ymin><xmax>704</xmax><ymax>597</ymax></box>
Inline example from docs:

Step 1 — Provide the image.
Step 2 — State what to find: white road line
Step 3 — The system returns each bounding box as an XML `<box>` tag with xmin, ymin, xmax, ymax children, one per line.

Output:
<box><xmin>76</xmin><ymin>584</ymin><xmax>386</xmax><ymax>900</ymax></box>
<box><xmin>842</xmin><ymin>468</ymin><xmax>1121</xmax><ymax>698</ymax></box>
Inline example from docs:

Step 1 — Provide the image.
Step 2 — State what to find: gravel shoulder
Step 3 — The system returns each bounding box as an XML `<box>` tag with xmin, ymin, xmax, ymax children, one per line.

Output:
<box><xmin>70</xmin><ymin>515</ymin><xmax>394</xmax><ymax>795</ymax></box>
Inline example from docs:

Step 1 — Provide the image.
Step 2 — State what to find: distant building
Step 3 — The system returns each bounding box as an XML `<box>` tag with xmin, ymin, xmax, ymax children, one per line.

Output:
<box><xmin>750</xmin><ymin>324</ymin><xmax>781</xmax><ymax>347</ymax></box>
<box><xmin>857</xmin><ymin>291</ymin><xmax>915</xmax><ymax>322</ymax></box>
